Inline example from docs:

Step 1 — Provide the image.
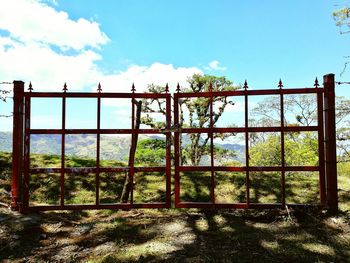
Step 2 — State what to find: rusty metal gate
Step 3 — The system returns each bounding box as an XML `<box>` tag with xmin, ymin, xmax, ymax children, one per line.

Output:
<box><xmin>11</xmin><ymin>74</ymin><xmax>338</xmax><ymax>213</ymax></box>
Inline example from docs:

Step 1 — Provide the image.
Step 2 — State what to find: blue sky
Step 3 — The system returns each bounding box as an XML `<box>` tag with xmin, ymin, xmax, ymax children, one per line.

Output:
<box><xmin>55</xmin><ymin>0</ymin><xmax>350</xmax><ymax>86</ymax></box>
<box><xmin>0</xmin><ymin>0</ymin><xmax>349</xmax><ymax>131</ymax></box>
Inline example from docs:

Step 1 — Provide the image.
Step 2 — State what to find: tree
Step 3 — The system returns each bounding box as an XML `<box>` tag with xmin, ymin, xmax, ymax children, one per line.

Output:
<box><xmin>333</xmin><ymin>6</ymin><xmax>350</xmax><ymax>33</ymax></box>
<box><xmin>336</xmin><ymin>96</ymin><xmax>350</xmax><ymax>161</ymax></box>
<box><xmin>250</xmin><ymin>94</ymin><xmax>350</xmax><ymax>162</ymax></box>
<box><xmin>135</xmin><ymin>138</ymin><xmax>167</xmax><ymax>165</ymax></box>
<box><xmin>249</xmin><ymin>132</ymin><xmax>319</xmax><ymax>167</ymax></box>
<box><xmin>249</xmin><ymin>94</ymin><xmax>319</xmax><ymax>147</ymax></box>
<box><xmin>0</xmin><ymin>84</ymin><xmax>11</xmax><ymax>118</ymax></box>
<box><xmin>333</xmin><ymin>5</ymin><xmax>350</xmax><ymax>74</ymax></box>
<box><xmin>141</xmin><ymin>74</ymin><xmax>239</xmax><ymax>166</ymax></box>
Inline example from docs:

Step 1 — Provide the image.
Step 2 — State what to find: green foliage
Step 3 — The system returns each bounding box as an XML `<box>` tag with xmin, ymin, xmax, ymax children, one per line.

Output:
<box><xmin>285</xmin><ymin>132</ymin><xmax>319</xmax><ymax>166</ymax></box>
<box><xmin>333</xmin><ymin>7</ymin><xmax>350</xmax><ymax>30</ymax></box>
<box><xmin>135</xmin><ymin>138</ymin><xmax>166</xmax><ymax>165</ymax></box>
<box><xmin>250</xmin><ymin>132</ymin><xmax>319</xmax><ymax>167</ymax></box>
<box><xmin>250</xmin><ymin>135</ymin><xmax>282</xmax><ymax>166</ymax></box>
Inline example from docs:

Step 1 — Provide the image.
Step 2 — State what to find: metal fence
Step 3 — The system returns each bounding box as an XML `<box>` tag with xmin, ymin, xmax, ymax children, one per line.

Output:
<box><xmin>10</xmin><ymin>74</ymin><xmax>338</xmax><ymax>213</ymax></box>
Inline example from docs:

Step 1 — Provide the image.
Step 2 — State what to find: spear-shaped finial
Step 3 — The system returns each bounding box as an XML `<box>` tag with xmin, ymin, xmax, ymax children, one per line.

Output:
<box><xmin>97</xmin><ymin>82</ymin><xmax>102</xmax><ymax>93</ymax></box>
<box><xmin>278</xmin><ymin>79</ymin><xmax>283</xmax><ymax>89</ymax></box>
<box><xmin>243</xmin><ymin>80</ymin><xmax>248</xmax><ymax>91</ymax></box>
<box><xmin>314</xmin><ymin>77</ymin><xmax>319</xmax><ymax>88</ymax></box>
<box><xmin>28</xmin><ymin>81</ymin><xmax>33</xmax><ymax>92</ymax></box>
<box><xmin>63</xmin><ymin>82</ymin><xmax>68</xmax><ymax>92</ymax></box>
<box><xmin>165</xmin><ymin>83</ymin><xmax>169</xmax><ymax>93</ymax></box>
<box><xmin>176</xmin><ymin>83</ymin><xmax>181</xmax><ymax>93</ymax></box>
<box><xmin>131</xmin><ymin>83</ymin><xmax>136</xmax><ymax>93</ymax></box>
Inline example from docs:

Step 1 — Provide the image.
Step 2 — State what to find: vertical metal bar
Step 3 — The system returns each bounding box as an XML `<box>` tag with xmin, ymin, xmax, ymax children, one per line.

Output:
<box><xmin>22</xmin><ymin>94</ymin><xmax>31</xmax><ymax>212</ymax></box>
<box><xmin>165</xmin><ymin>94</ymin><xmax>171</xmax><ymax>207</ymax></box>
<box><xmin>11</xmin><ymin>81</ymin><xmax>24</xmax><ymax>211</ymax></box>
<box><xmin>323</xmin><ymin>74</ymin><xmax>338</xmax><ymax>213</ymax></box>
<box><xmin>244</xmin><ymin>84</ymin><xmax>250</xmax><ymax>207</ymax></box>
<box><xmin>209</xmin><ymin>84</ymin><xmax>215</xmax><ymax>206</ymax></box>
<box><xmin>96</xmin><ymin>93</ymin><xmax>101</xmax><ymax>205</ymax></box>
<box><xmin>280</xmin><ymin>87</ymin><xmax>286</xmax><ymax>207</ymax></box>
<box><xmin>173</xmin><ymin>93</ymin><xmax>180</xmax><ymax>206</ymax></box>
<box><xmin>317</xmin><ymin>89</ymin><xmax>326</xmax><ymax>205</ymax></box>
<box><xmin>130</xmin><ymin>94</ymin><xmax>135</xmax><ymax>205</ymax></box>
<box><xmin>60</xmin><ymin>93</ymin><xmax>66</xmax><ymax>206</ymax></box>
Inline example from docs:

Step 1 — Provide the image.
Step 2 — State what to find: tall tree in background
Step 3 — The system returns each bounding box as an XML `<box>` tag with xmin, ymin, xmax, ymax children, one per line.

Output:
<box><xmin>251</xmin><ymin>94</ymin><xmax>350</xmax><ymax>161</ymax></box>
<box><xmin>333</xmin><ymin>5</ymin><xmax>350</xmax><ymax>74</ymax></box>
<box><xmin>333</xmin><ymin>5</ymin><xmax>350</xmax><ymax>161</ymax></box>
<box><xmin>141</xmin><ymin>74</ymin><xmax>239</xmax><ymax>166</ymax></box>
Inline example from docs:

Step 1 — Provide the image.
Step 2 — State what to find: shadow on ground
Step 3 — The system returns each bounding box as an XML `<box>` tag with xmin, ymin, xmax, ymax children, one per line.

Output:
<box><xmin>0</xmin><ymin>207</ymin><xmax>349</xmax><ymax>263</ymax></box>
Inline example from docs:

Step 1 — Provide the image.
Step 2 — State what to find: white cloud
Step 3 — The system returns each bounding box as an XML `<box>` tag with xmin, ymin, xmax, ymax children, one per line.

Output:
<box><xmin>0</xmin><ymin>0</ymin><xmax>108</xmax><ymax>91</ymax></box>
<box><xmin>0</xmin><ymin>1</ymin><xmax>202</xmax><ymax>92</ymax></box>
<box><xmin>0</xmin><ymin>0</ymin><xmax>108</xmax><ymax>50</ymax></box>
<box><xmin>205</xmin><ymin>60</ymin><xmax>227</xmax><ymax>71</ymax></box>
<box><xmin>101</xmin><ymin>63</ymin><xmax>203</xmax><ymax>95</ymax></box>
<box><xmin>0</xmin><ymin>37</ymin><xmax>103</xmax><ymax>90</ymax></box>
<box><xmin>0</xmin><ymin>0</ymin><xmax>205</xmax><ymax>132</ymax></box>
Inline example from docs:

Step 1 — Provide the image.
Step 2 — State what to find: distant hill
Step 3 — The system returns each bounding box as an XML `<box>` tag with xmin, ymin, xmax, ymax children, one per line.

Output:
<box><xmin>0</xmin><ymin>132</ymin><xmax>134</xmax><ymax>161</ymax></box>
<box><xmin>0</xmin><ymin>132</ymin><xmax>245</xmax><ymax>163</ymax></box>
<box><xmin>0</xmin><ymin>132</ymin><xmax>12</xmax><ymax>152</ymax></box>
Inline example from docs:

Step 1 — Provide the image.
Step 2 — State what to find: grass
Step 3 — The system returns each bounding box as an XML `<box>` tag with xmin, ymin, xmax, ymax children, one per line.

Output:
<box><xmin>0</xmin><ymin>151</ymin><xmax>349</xmax><ymax>262</ymax></box>
<box><xmin>1</xmin><ymin>151</ymin><xmax>349</xmax><ymax>209</ymax></box>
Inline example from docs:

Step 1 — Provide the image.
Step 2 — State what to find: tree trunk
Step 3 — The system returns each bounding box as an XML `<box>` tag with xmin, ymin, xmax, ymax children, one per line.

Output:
<box><xmin>120</xmin><ymin>99</ymin><xmax>142</xmax><ymax>203</ymax></box>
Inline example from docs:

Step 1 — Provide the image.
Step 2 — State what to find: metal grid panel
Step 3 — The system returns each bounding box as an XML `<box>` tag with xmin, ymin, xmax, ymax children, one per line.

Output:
<box><xmin>173</xmin><ymin>83</ymin><xmax>327</xmax><ymax>209</ymax></box>
<box><xmin>19</xmin><ymin>85</ymin><xmax>172</xmax><ymax>212</ymax></box>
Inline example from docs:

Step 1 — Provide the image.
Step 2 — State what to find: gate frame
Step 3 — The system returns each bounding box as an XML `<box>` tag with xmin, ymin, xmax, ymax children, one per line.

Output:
<box><xmin>10</xmin><ymin>74</ymin><xmax>338</xmax><ymax>213</ymax></box>
<box><xmin>11</xmin><ymin>85</ymin><xmax>172</xmax><ymax>213</ymax></box>
<box><xmin>173</xmin><ymin>74</ymin><xmax>337</xmax><ymax>211</ymax></box>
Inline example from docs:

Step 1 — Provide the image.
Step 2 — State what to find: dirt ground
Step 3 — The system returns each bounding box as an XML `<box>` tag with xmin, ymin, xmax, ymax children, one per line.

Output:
<box><xmin>0</xmin><ymin>206</ymin><xmax>349</xmax><ymax>263</ymax></box>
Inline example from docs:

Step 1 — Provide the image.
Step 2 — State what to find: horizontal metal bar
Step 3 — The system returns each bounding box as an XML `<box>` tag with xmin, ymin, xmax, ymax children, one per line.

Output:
<box><xmin>250</xmin><ymin>166</ymin><xmax>320</xmax><ymax>172</ymax></box>
<box><xmin>31</xmin><ymin>166</ymin><xmax>319</xmax><ymax>174</ymax></box>
<box><xmin>28</xmin><ymin>202</ymin><xmax>322</xmax><ymax>211</ymax></box>
<box><xmin>174</xmin><ymin>88</ymin><xmax>323</xmax><ymax>98</ymax></box>
<box><xmin>30</xmin><ymin>129</ymin><xmax>168</xmax><ymax>135</ymax></box>
<box><xmin>131</xmin><ymin>203</ymin><xmax>169</xmax><ymax>208</ymax></box>
<box><xmin>180</xmin><ymin>126</ymin><xmax>319</xmax><ymax>133</ymax></box>
<box><xmin>24</xmin><ymin>92</ymin><xmax>170</xmax><ymax>99</ymax></box>
<box><xmin>179</xmin><ymin>166</ymin><xmax>319</xmax><ymax>172</ymax></box>
<box><xmin>176</xmin><ymin>202</ymin><xmax>322</xmax><ymax>209</ymax></box>
<box><xmin>25</xmin><ymin>88</ymin><xmax>323</xmax><ymax>99</ymax></box>
<box><xmin>176</xmin><ymin>202</ymin><xmax>277</xmax><ymax>209</ymax></box>
<box><xmin>180</xmin><ymin>166</ymin><xmax>245</xmax><ymax>172</ymax></box>
<box><xmin>28</xmin><ymin>202</ymin><xmax>169</xmax><ymax>211</ymax></box>
<box><xmin>175</xmin><ymin>202</ymin><xmax>214</xmax><ymax>208</ymax></box>
<box><xmin>30</xmin><ymin>166</ymin><xmax>167</xmax><ymax>173</ymax></box>
<box><xmin>28</xmin><ymin>204</ymin><xmax>131</xmax><ymax>211</ymax></box>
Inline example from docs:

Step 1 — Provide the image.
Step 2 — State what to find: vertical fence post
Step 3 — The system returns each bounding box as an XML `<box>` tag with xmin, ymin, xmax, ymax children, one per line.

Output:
<box><xmin>323</xmin><ymin>73</ymin><xmax>338</xmax><ymax>213</ymax></box>
<box><xmin>11</xmin><ymin>81</ymin><xmax>24</xmax><ymax>211</ymax></box>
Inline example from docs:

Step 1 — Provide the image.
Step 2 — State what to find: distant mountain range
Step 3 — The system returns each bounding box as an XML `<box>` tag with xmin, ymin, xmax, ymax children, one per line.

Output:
<box><xmin>0</xmin><ymin>132</ymin><xmax>245</xmax><ymax>163</ymax></box>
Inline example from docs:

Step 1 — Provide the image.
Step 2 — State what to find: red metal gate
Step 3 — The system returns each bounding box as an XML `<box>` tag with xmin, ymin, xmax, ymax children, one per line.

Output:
<box><xmin>11</xmin><ymin>83</ymin><xmax>172</xmax><ymax>212</ymax></box>
<box><xmin>173</xmin><ymin>74</ymin><xmax>337</xmax><ymax>211</ymax></box>
<box><xmin>10</xmin><ymin>74</ymin><xmax>338</xmax><ymax>213</ymax></box>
